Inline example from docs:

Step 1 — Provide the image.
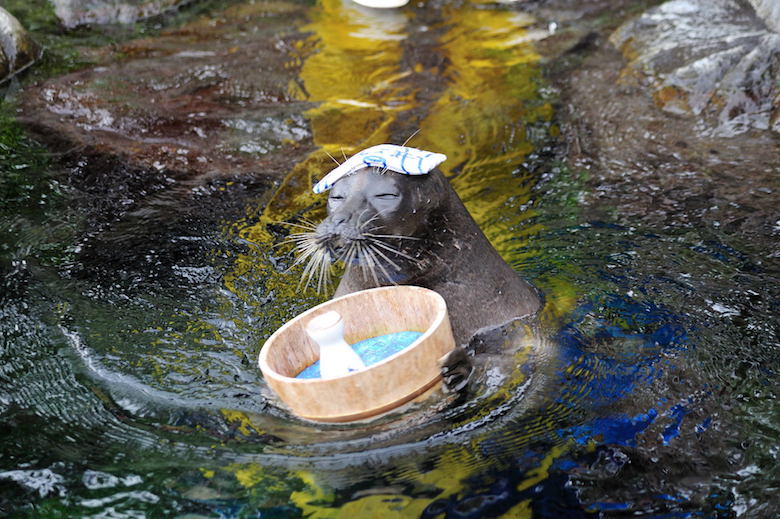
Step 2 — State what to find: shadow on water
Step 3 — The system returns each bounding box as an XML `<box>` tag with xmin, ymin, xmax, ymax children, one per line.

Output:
<box><xmin>1</xmin><ymin>0</ymin><xmax>779</xmax><ymax>517</ymax></box>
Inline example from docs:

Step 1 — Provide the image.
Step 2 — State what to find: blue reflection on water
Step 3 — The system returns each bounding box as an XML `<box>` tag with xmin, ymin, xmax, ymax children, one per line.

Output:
<box><xmin>429</xmin><ymin>294</ymin><xmax>697</xmax><ymax>517</ymax></box>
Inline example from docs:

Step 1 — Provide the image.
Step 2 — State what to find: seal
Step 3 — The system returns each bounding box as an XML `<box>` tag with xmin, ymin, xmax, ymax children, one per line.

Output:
<box><xmin>294</xmin><ymin>163</ymin><xmax>542</xmax><ymax>351</ymax></box>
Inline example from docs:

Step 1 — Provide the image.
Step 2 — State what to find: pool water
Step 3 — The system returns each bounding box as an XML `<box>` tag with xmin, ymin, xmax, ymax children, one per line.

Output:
<box><xmin>1</xmin><ymin>0</ymin><xmax>778</xmax><ymax>518</ymax></box>
<box><xmin>296</xmin><ymin>331</ymin><xmax>423</xmax><ymax>379</ymax></box>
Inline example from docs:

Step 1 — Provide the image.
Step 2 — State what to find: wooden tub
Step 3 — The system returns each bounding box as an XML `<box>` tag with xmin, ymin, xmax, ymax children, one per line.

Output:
<box><xmin>258</xmin><ymin>285</ymin><xmax>455</xmax><ymax>422</ymax></box>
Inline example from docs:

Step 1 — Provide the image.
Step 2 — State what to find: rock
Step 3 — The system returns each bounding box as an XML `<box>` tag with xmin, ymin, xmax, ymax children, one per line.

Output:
<box><xmin>0</xmin><ymin>7</ymin><xmax>43</xmax><ymax>83</ymax></box>
<box><xmin>51</xmin><ymin>0</ymin><xmax>192</xmax><ymax>28</ymax></box>
<box><xmin>17</xmin><ymin>1</ymin><xmax>317</xmax><ymax>284</ymax></box>
<box><xmin>749</xmin><ymin>0</ymin><xmax>780</xmax><ymax>33</ymax></box>
<box><xmin>554</xmin><ymin>20</ymin><xmax>780</xmax><ymax>249</ymax></box>
<box><xmin>610</xmin><ymin>0</ymin><xmax>780</xmax><ymax>136</ymax></box>
<box><xmin>19</xmin><ymin>1</ymin><xmax>313</xmax><ymax>183</ymax></box>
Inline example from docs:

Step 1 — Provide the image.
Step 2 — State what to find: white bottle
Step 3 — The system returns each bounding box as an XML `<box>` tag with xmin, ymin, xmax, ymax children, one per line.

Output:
<box><xmin>305</xmin><ymin>311</ymin><xmax>366</xmax><ymax>379</ymax></box>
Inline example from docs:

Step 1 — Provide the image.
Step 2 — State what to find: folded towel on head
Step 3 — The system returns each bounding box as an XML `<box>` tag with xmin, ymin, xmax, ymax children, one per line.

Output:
<box><xmin>313</xmin><ymin>144</ymin><xmax>447</xmax><ymax>194</ymax></box>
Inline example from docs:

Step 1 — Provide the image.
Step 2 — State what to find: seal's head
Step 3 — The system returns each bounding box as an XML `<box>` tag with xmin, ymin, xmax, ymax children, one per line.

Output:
<box><xmin>323</xmin><ymin>165</ymin><xmax>445</xmax><ymax>246</ymax></box>
<box><xmin>294</xmin><ymin>165</ymin><xmax>448</xmax><ymax>291</ymax></box>
<box><xmin>291</xmin><ymin>144</ymin><xmax>448</xmax><ymax>292</ymax></box>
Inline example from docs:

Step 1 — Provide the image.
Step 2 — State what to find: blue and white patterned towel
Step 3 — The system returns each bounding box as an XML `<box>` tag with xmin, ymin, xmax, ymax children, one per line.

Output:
<box><xmin>313</xmin><ymin>144</ymin><xmax>447</xmax><ymax>194</ymax></box>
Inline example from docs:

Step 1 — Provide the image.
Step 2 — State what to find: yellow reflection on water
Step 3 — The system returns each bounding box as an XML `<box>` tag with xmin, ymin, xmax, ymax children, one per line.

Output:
<box><xmin>210</xmin><ymin>439</ymin><xmax>574</xmax><ymax>518</ymax></box>
<box><xmin>229</xmin><ymin>0</ymin><xmax>553</xmax><ymax>306</ymax></box>
<box><xmin>413</xmin><ymin>3</ymin><xmax>550</xmax><ymax>255</ymax></box>
<box><xmin>258</xmin><ymin>0</ymin><xmax>414</xmax><ymax>231</ymax></box>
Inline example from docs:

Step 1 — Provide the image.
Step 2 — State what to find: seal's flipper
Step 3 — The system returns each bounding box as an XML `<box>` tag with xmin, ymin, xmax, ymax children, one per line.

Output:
<box><xmin>438</xmin><ymin>347</ymin><xmax>473</xmax><ymax>394</ymax></box>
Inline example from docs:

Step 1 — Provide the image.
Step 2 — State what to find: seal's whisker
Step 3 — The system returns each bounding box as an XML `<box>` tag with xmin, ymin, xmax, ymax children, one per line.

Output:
<box><xmin>371</xmin><ymin>247</ymin><xmax>398</xmax><ymax>282</ymax></box>
<box><xmin>273</xmin><ymin>219</ymin><xmax>317</xmax><ymax>230</ymax></box>
<box><xmin>367</xmin><ymin>243</ymin><xmax>402</xmax><ymax>272</ymax></box>
<box><xmin>401</xmin><ymin>128</ymin><xmax>421</xmax><ymax>147</ymax></box>
<box><xmin>324</xmin><ymin>150</ymin><xmax>341</xmax><ymax>166</ymax></box>
<box><xmin>318</xmin><ymin>251</ymin><xmax>332</xmax><ymax>291</ymax></box>
<box><xmin>291</xmin><ymin>246</ymin><xmax>313</xmax><ymax>264</ymax></box>
<box><xmin>293</xmin><ymin>232</ymin><xmax>327</xmax><ymax>250</ymax></box>
<box><xmin>270</xmin><ymin>238</ymin><xmax>298</xmax><ymax>250</ymax></box>
<box><xmin>291</xmin><ymin>252</ymin><xmax>315</xmax><ymax>269</ymax></box>
<box><xmin>289</xmin><ymin>232</ymin><xmax>319</xmax><ymax>244</ymax></box>
<box><xmin>353</xmin><ymin>241</ymin><xmax>367</xmax><ymax>281</ymax></box>
<box><xmin>291</xmin><ymin>234</ymin><xmax>318</xmax><ymax>252</ymax></box>
<box><xmin>341</xmin><ymin>243</ymin><xmax>358</xmax><ymax>277</ymax></box>
<box><xmin>317</xmin><ymin>249</ymin><xmax>333</xmax><ymax>294</ymax></box>
<box><xmin>363</xmin><ymin>244</ymin><xmax>394</xmax><ymax>285</ymax></box>
<box><xmin>356</xmin><ymin>207</ymin><xmax>372</xmax><ymax>230</ymax></box>
<box><xmin>298</xmin><ymin>217</ymin><xmax>321</xmax><ymax>228</ymax></box>
<box><xmin>291</xmin><ymin>242</ymin><xmax>320</xmax><ymax>267</ymax></box>
<box><xmin>281</xmin><ymin>235</ymin><xmax>316</xmax><ymax>275</ymax></box>
<box><xmin>358</xmin><ymin>212</ymin><xmax>381</xmax><ymax>231</ymax></box>
<box><xmin>349</xmin><ymin>246</ymin><xmax>361</xmax><ymax>276</ymax></box>
<box><xmin>359</xmin><ymin>243</ymin><xmax>379</xmax><ymax>284</ymax></box>
<box><xmin>295</xmin><ymin>250</ymin><xmax>317</xmax><ymax>274</ymax></box>
<box><xmin>273</xmin><ymin>232</ymin><xmax>317</xmax><ymax>250</ymax></box>
<box><xmin>344</xmin><ymin>241</ymin><xmax>359</xmax><ymax>264</ymax></box>
<box><xmin>316</xmin><ymin>252</ymin><xmax>331</xmax><ymax>294</ymax></box>
<box><xmin>366</xmin><ymin>237</ymin><xmax>418</xmax><ymax>262</ymax></box>
<box><xmin>299</xmin><ymin>248</ymin><xmax>331</xmax><ymax>294</ymax></box>
<box><xmin>297</xmin><ymin>252</ymin><xmax>317</xmax><ymax>290</ymax></box>
<box><xmin>356</xmin><ymin>242</ymin><xmax>380</xmax><ymax>287</ymax></box>
<box><xmin>363</xmin><ymin>232</ymin><xmax>421</xmax><ymax>241</ymax></box>
<box><xmin>276</xmin><ymin>221</ymin><xmax>318</xmax><ymax>231</ymax></box>
<box><xmin>289</xmin><ymin>239</ymin><xmax>316</xmax><ymax>250</ymax></box>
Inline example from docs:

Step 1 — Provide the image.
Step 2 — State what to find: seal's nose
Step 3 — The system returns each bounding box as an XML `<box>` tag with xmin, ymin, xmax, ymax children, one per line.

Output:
<box><xmin>329</xmin><ymin>202</ymin><xmax>363</xmax><ymax>237</ymax></box>
<box><xmin>332</xmin><ymin>212</ymin><xmax>348</xmax><ymax>226</ymax></box>
<box><xmin>318</xmin><ymin>210</ymin><xmax>359</xmax><ymax>247</ymax></box>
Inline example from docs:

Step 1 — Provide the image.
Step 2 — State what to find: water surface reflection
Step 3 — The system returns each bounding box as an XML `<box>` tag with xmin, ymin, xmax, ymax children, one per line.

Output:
<box><xmin>1</xmin><ymin>0</ymin><xmax>778</xmax><ymax>517</ymax></box>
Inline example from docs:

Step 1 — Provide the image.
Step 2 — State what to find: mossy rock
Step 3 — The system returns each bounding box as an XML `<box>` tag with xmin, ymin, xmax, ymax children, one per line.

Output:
<box><xmin>610</xmin><ymin>0</ymin><xmax>780</xmax><ymax>136</ymax></box>
<box><xmin>0</xmin><ymin>7</ymin><xmax>43</xmax><ymax>83</ymax></box>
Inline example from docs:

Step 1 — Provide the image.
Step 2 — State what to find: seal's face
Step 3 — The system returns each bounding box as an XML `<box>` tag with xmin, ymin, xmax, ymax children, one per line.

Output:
<box><xmin>293</xmin><ymin>167</ymin><xmax>442</xmax><ymax>291</ymax></box>
<box><xmin>321</xmin><ymin>167</ymin><xmax>428</xmax><ymax>248</ymax></box>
